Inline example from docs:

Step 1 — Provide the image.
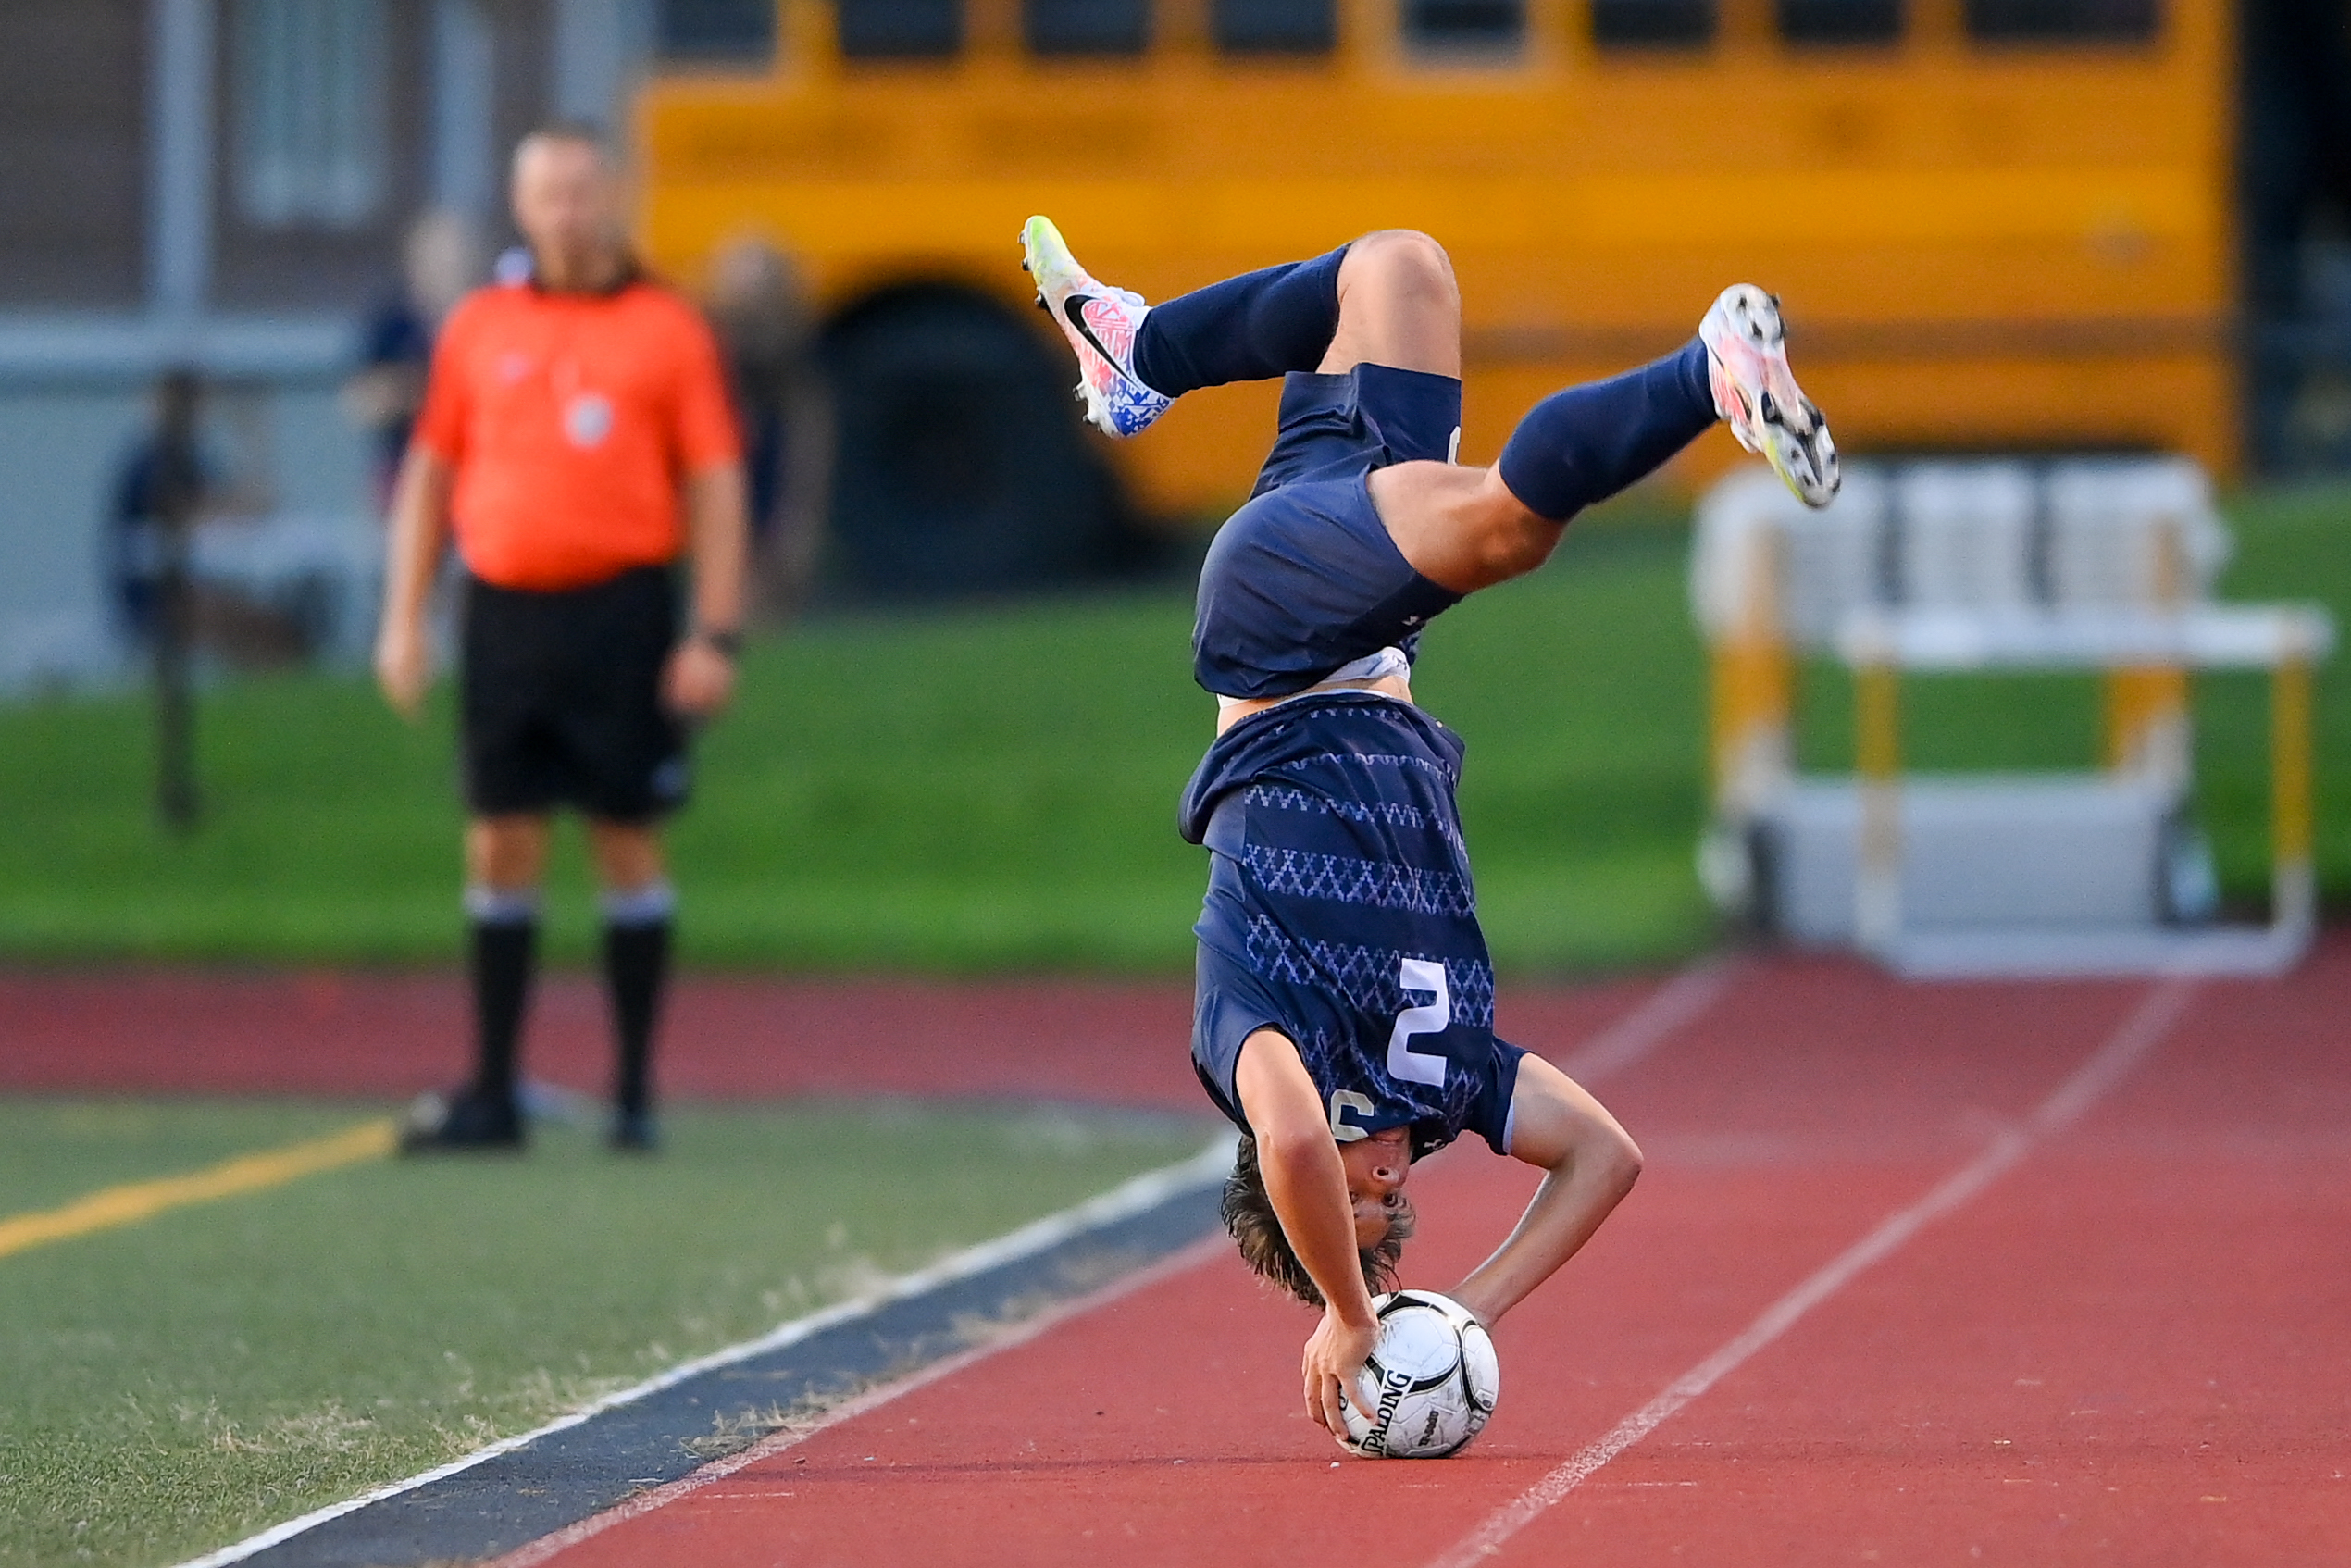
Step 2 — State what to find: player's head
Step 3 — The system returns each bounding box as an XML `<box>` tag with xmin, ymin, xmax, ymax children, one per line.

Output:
<box><xmin>1222</xmin><ymin>1128</ymin><xmax>1417</xmax><ymax>1308</ymax></box>
<box><xmin>510</xmin><ymin>123</ymin><xmax>625</xmax><ymax>289</ymax></box>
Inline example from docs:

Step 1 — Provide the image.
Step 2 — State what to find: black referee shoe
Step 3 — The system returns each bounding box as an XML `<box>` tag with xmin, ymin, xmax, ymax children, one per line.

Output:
<box><xmin>398</xmin><ymin>1088</ymin><xmax>525</xmax><ymax>1153</ymax></box>
<box><xmin>608</xmin><ymin>1107</ymin><xmax>660</xmax><ymax>1153</ymax></box>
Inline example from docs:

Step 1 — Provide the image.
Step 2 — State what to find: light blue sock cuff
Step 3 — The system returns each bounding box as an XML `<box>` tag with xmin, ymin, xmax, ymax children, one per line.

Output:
<box><xmin>464</xmin><ymin>886</ymin><xmax>541</xmax><ymax>926</ymax></box>
<box><xmin>600</xmin><ymin>880</ymin><xmax>677</xmax><ymax>928</ymax></box>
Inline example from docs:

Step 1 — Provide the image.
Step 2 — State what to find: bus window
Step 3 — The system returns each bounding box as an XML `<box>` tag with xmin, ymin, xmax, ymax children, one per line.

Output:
<box><xmin>1965</xmin><ymin>0</ymin><xmax>2159</xmax><ymax>42</ymax></box>
<box><xmin>839</xmin><ymin>0</ymin><xmax>963</xmax><ymax>58</ymax></box>
<box><xmin>1026</xmin><ymin>0</ymin><xmax>1151</xmax><ymax>56</ymax></box>
<box><xmin>1592</xmin><ymin>0</ymin><xmax>1719</xmax><ymax>49</ymax></box>
<box><xmin>1213</xmin><ymin>0</ymin><xmax>1337</xmax><ymax>56</ymax></box>
<box><xmin>655</xmin><ymin>0</ymin><xmax>777</xmax><ymax>64</ymax></box>
<box><xmin>1778</xmin><ymin>0</ymin><xmax>1903</xmax><ymax>46</ymax></box>
<box><xmin>1403</xmin><ymin>0</ymin><xmax>1527</xmax><ymax>55</ymax></box>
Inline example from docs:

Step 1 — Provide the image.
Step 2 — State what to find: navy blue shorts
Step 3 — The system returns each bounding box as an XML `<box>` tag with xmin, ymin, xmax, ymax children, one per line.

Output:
<box><xmin>1192</xmin><ymin>365</ymin><xmax>1467</xmax><ymax>700</ymax></box>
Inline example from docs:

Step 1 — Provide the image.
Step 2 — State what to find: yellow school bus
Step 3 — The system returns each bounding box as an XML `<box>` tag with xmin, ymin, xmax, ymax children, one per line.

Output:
<box><xmin>635</xmin><ymin>0</ymin><xmax>2232</xmax><ymax>560</ymax></box>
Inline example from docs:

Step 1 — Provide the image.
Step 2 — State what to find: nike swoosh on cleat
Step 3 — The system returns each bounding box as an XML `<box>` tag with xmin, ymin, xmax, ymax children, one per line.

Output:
<box><xmin>1062</xmin><ymin>294</ymin><xmax>1134</xmax><ymax>384</ymax></box>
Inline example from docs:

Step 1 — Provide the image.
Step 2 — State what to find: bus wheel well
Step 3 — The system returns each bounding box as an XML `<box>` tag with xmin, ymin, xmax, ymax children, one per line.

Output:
<box><xmin>814</xmin><ymin>280</ymin><xmax>1151</xmax><ymax>601</ymax></box>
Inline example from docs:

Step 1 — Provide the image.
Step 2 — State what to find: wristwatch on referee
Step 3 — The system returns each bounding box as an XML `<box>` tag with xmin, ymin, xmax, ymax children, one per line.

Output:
<box><xmin>691</xmin><ymin>627</ymin><xmax>742</xmax><ymax>661</ymax></box>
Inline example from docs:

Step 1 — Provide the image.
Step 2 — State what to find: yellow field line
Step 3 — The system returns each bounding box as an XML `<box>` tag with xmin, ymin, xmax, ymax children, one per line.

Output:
<box><xmin>0</xmin><ymin>1118</ymin><xmax>397</xmax><ymax>1261</ymax></box>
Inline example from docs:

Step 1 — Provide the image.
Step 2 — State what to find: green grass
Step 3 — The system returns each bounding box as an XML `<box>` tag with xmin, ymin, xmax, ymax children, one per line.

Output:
<box><xmin>0</xmin><ymin>501</ymin><xmax>1714</xmax><ymax>974</ymax></box>
<box><xmin>0</xmin><ymin>1097</ymin><xmax>1212</xmax><ymax>1568</ymax></box>
<box><xmin>2</xmin><ymin>483</ymin><xmax>2345</xmax><ymax>971</ymax></box>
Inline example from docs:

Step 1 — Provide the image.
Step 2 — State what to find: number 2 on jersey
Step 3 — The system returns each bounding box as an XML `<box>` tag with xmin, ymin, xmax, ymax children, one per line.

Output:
<box><xmin>1387</xmin><ymin>957</ymin><xmax>1450</xmax><ymax>1087</ymax></box>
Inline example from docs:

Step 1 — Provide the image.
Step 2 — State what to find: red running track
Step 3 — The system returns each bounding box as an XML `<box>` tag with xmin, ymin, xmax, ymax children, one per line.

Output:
<box><xmin>496</xmin><ymin>939</ymin><xmax>2351</xmax><ymax>1568</ymax></box>
<box><xmin>0</xmin><ymin>968</ymin><xmax>1653</xmax><ymax>1111</ymax></box>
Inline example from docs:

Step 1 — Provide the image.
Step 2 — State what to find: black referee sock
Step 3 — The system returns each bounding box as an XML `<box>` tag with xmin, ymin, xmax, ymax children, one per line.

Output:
<box><xmin>601</xmin><ymin>883</ymin><xmax>675</xmax><ymax>1120</ymax></box>
<box><xmin>465</xmin><ymin>893</ymin><xmax>539</xmax><ymax>1111</ymax></box>
<box><xmin>1496</xmin><ymin>340</ymin><xmax>1717</xmax><ymax>523</ymax></box>
<box><xmin>1130</xmin><ymin>246</ymin><xmax>1349</xmax><ymax>398</ymax></box>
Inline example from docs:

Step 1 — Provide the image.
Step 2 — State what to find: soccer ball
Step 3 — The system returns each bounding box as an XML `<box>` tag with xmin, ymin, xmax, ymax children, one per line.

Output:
<box><xmin>1337</xmin><ymin>1289</ymin><xmax>1500</xmax><ymax>1459</ymax></box>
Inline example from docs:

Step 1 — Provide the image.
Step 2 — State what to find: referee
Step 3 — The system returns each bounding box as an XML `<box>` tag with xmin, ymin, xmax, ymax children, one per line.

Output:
<box><xmin>375</xmin><ymin>125</ymin><xmax>749</xmax><ymax>1152</ymax></box>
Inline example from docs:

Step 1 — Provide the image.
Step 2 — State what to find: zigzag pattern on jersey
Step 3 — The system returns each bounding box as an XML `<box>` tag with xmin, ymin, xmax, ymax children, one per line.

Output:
<box><xmin>1245</xmin><ymin>782</ymin><xmax>1456</xmax><ymax>844</ymax></box>
<box><xmin>1245</xmin><ymin>915</ymin><xmax>1496</xmax><ymax>1028</ymax></box>
<box><xmin>1268</xmin><ymin>749</ymin><xmax>1460</xmax><ymax>792</ymax></box>
<box><xmin>1241</xmin><ymin>843</ymin><xmax>1475</xmax><ymax>917</ymax></box>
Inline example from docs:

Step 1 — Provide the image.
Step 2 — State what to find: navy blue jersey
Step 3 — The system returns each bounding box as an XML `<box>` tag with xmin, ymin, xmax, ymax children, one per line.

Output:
<box><xmin>1182</xmin><ymin>693</ymin><xmax>1524</xmax><ymax>1159</ymax></box>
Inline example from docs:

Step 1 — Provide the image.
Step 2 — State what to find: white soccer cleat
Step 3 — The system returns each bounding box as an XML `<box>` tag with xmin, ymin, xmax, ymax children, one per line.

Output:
<box><xmin>1700</xmin><ymin>284</ymin><xmax>1839</xmax><ymax>508</ymax></box>
<box><xmin>1020</xmin><ymin>215</ymin><xmax>1173</xmax><ymax>439</ymax></box>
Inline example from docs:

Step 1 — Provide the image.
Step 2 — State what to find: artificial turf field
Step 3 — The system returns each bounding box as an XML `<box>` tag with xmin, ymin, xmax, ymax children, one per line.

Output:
<box><xmin>0</xmin><ymin>1095</ymin><xmax>1213</xmax><ymax>1568</ymax></box>
<box><xmin>5</xmin><ymin>481</ymin><xmax>2348</xmax><ymax>974</ymax></box>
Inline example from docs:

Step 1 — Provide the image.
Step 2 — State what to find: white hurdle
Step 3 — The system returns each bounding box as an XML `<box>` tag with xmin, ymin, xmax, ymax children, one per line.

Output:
<box><xmin>1691</xmin><ymin>457</ymin><xmax>2332</xmax><ymax>978</ymax></box>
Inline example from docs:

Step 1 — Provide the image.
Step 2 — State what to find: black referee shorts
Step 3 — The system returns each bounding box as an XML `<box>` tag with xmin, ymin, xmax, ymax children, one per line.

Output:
<box><xmin>459</xmin><ymin>565</ymin><xmax>689</xmax><ymax>823</ymax></box>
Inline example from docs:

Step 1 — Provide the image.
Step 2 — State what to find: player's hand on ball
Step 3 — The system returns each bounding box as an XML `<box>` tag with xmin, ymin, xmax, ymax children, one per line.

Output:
<box><xmin>663</xmin><ymin>636</ymin><xmax>737</xmax><ymax>718</ymax></box>
<box><xmin>1302</xmin><ymin>1306</ymin><xmax>1378</xmax><ymax>1435</ymax></box>
<box><xmin>374</xmin><ymin>620</ymin><xmax>431</xmax><ymax>719</ymax></box>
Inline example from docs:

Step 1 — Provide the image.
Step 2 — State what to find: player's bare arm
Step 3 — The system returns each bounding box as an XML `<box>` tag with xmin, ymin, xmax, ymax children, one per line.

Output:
<box><xmin>664</xmin><ymin>461</ymin><xmax>751</xmax><ymax>718</ymax></box>
<box><xmin>1446</xmin><ymin>1058</ymin><xmax>1643</xmax><ymax>1327</ymax></box>
<box><xmin>375</xmin><ymin>445</ymin><xmax>455</xmax><ymax>718</ymax></box>
<box><xmin>1233</xmin><ymin>1027</ymin><xmax>1384</xmax><ymax>1435</ymax></box>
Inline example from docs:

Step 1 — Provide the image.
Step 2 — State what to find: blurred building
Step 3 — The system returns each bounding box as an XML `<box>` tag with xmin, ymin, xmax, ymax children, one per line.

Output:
<box><xmin>0</xmin><ymin>0</ymin><xmax>660</xmax><ymax>690</ymax></box>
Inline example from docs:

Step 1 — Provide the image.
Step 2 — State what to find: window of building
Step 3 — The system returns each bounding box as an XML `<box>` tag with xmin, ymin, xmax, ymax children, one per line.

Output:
<box><xmin>231</xmin><ymin>0</ymin><xmax>388</xmax><ymax>230</ymax></box>
<box><xmin>1779</xmin><ymin>0</ymin><xmax>1904</xmax><ymax>45</ymax></box>
<box><xmin>657</xmin><ymin>0</ymin><xmax>777</xmax><ymax>62</ymax></box>
<box><xmin>1403</xmin><ymin>0</ymin><xmax>1526</xmax><ymax>54</ymax></box>
<box><xmin>839</xmin><ymin>0</ymin><xmax>963</xmax><ymax>58</ymax></box>
<box><xmin>1213</xmin><ymin>0</ymin><xmax>1336</xmax><ymax>56</ymax></box>
<box><xmin>1026</xmin><ymin>0</ymin><xmax>1150</xmax><ymax>56</ymax></box>
<box><xmin>1591</xmin><ymin>0</ymin><xmax>1719</xmax><ymax>49</ymax></box>
<box><xmin>1965</xmin><ymin>0</ymin><xmax>2159</xmax><ymax>43</ymax></box>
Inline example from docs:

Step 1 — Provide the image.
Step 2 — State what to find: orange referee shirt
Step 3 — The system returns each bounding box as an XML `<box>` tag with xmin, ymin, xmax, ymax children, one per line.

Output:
<box><xmin>414</xmin><ymin>274</ymin><xmax>741</xmax><ymax>591</ymax></box>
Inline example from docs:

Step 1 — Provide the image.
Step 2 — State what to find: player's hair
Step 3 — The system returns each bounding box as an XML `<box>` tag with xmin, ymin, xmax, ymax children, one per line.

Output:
<box><xmin>1222</xmin><ymin>1133</ymin><xmax>1414</xmax><ymax>1309</ymax></box>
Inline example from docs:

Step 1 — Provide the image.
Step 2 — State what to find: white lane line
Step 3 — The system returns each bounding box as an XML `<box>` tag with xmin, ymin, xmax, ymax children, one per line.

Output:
<box><xmin>1427</xmin><ymin>977</ymin><xmax>2197</xmax><ymax>1568</ymax></box>
<box><xmin>168</xmin><ymin>1136</ymin><xmax>1237</xmax><ymax>1568</ymax></box>
<box><xmin>491</xmin><ymin>1230</ymin><xmax>1229</xmax><ymax>1568</ymax></box>
<box><xmin>1554</xmin><ymin>957</ymin><xmax>1743</xmax><ymax>1086</ymax></box>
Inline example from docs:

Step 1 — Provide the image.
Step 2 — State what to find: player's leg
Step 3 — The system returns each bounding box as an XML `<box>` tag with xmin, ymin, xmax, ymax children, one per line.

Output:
<box><xmin>1376</xmin><ymin>289</ymin><xmax>1838</xmax><ymax>595</ymax></box>
<box><xmin>1022</xmin><ymin>219</ymin><xmax>1464</xmax><ymax>425</ymax></box>
<box><xmin>1024</xmin><ymin>215</ymin><xmax>1361</xmax><ymax>435</ymax></box>
<box><xmin>586</xmin><ymin>817</ymin><xmax>672</xmax><ymax>1151</ymax></box>
<box><xmin>1312</xmin><ymin>229</ymin><xmax>1461</xmax><ymax>380</ymax></box>
<box><xmin>1373</xmin><ymin>341</ymin><xmax>1716</xmax><ymax>592</ymax></box>
<box><xmin>1127</xmin><ymin>226</ymin><xmax>1462</xmax><ymax>392</ymax></box>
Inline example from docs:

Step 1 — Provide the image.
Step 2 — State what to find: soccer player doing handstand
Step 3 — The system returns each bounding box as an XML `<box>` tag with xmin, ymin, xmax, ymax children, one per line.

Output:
<box><xmin>1019</xmin><ymin>218</ymin><xmax>1836</xmax><ymax>1440</ymax></box>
